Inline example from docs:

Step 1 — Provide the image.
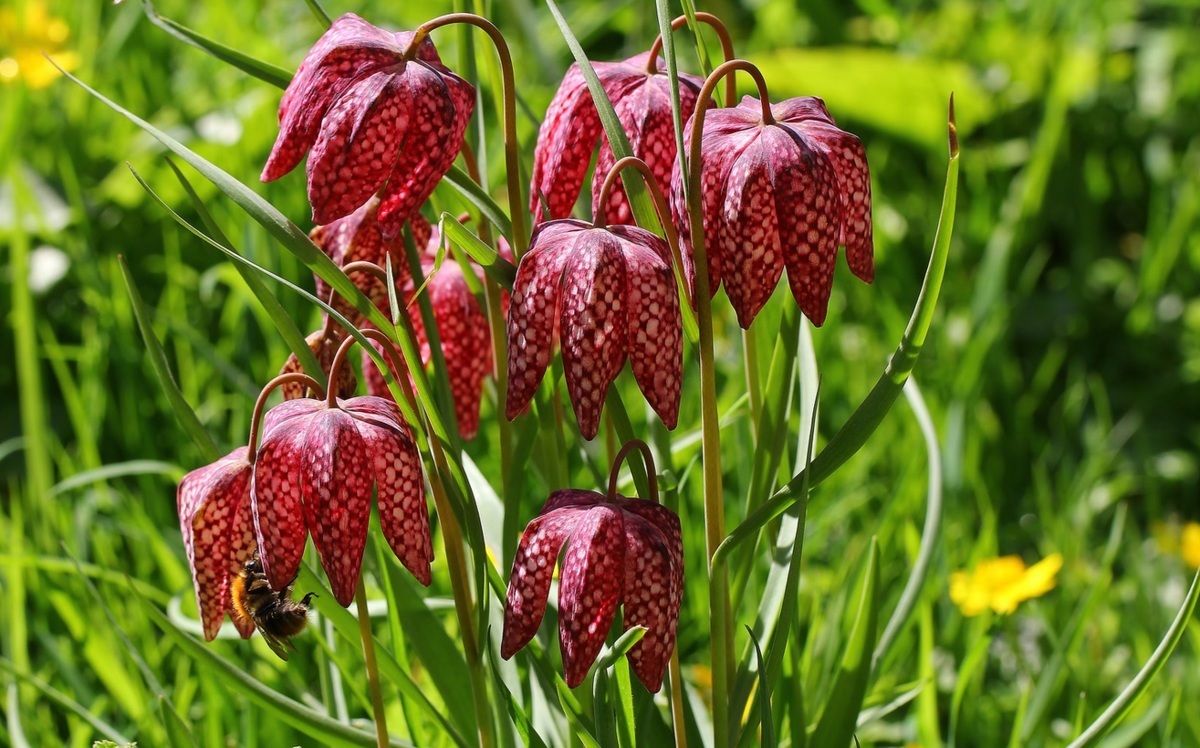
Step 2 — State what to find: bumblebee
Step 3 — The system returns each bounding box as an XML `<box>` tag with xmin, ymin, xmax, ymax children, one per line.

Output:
<box><xmin>230</xmin><ymin>553</ymin><xmax>317</xmax><ymax>661</ymax></box>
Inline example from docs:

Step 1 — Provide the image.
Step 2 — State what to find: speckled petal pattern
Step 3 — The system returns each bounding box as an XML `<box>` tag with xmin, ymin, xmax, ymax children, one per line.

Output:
<box><xmin>559</xmin><ymin>231</ymin><xmax>630</xmax><ymax>440</ymax></box>
<box><xmin>720</xmin><ymin>137</ymin><xmax>784</xmax><ymax>328</ymax></box>
<box><xmin>252</xmin><ymin>413</ymin><xmax>317</xmax><ymax>591</ymax></box>
<box><xmin>619</xmin><ymin>510</ymin><xmax>674</xmax><ymax>691</ymax></box>
<box><xmin>530</xmin><ymin>64</ymin><xmax>602</xmax><ymax>223</ymax></box>
<box><xmin>177</xmin><ymin>448</ymin><xmax>253</xmax><ymax>641</ymax></box>
<box><xmin>279</xmin><ymin>328</ymin><xmax>356</xmax><ymax>400</ymax></box>
<box><xmin>792</xmin><ymin>119</ymin><xmax>873</xmax><ymax>282</ymax></box>
<box><xmin>557</xmin><ymin>505</ymin><xmax>625</xmax><ymax>687</ymax></box>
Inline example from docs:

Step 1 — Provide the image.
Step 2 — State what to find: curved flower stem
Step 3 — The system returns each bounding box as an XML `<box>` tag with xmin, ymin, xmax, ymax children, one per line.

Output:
<box><xmin>355</xmin><ymin>577</ymin><xmax>389</xmax><ymax>748</ymax></box>
<box><xmin>325</xmin><ymin>335</ymin><xmax>360</xmax><ymax>408</ymax></box>
<box><xmin>689</xmin><ymin>59</ymin><xmax>773</xmax><ymax>748</ymax></box>
<box><xmin>646</xmin><ymin>12</ymin><xmax>736</xmax><ymax>106</ymax></box>
<box><xmin>246</xmin><ymin>372</ymin><xmax>324</xmax><ymax>454</ymax></box>
<box><xmin>593</xmin><ymin>156</ymin><xmax>695</xmax><ymax>309</ymax></box>
<box><xmin>360</xmin><ymin>328</ymin><xmax>419</xmax><ymax>412</ymax></box>
<box><xmin>605</xmin><ymin>438</ymin><xmax>658</xmax><ymax>503</ymax></box>
<box><xmin>409</xmin><ymin>14</ymin><xmax>529</xmax><ymax>259</ymax></box>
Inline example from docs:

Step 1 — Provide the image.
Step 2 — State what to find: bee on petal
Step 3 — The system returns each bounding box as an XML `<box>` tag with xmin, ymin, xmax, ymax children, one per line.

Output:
<box><xmin>230</xmin><ymin>553</ymin><xmax>318</xmax><ymax>661</ymax></box>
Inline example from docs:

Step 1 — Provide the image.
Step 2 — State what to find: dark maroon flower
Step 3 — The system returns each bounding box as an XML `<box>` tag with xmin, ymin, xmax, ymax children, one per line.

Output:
<box><xmin>177</xmin><ymin>448</ymin><xmax>258</xmax><ymax>640</ymax></box>
<box><xmin>262</xmin><ymin>13</ymin><xmax>474</xmax><ymax>237</ymax></box>
<box><xmin>530</xmin><ymin>53</ymin><xmax>706</xmax><ymax>225</ymax></box>
<box><xmin>500</xmin><ymin>487</ymin><xmax>683</xmax><ymax>691</ymax></box>
<box><xmin>670</xmin><ymin>95</ymin><xmax>873</xmax><ymax>328</ymax></box>
<box><xmin>505</xmin><ymin>220</ymin><xmax>682</xmax><ymax>440</ymax></box>
<box><xmin>363</xmin><ymin>225</ymin><xmax>512</xmax><ymax>441</ymax></box>
<box><xmin>251</xmin><ymin>393</ymin><xmax>430</xmax><ymax>606</ymax></box>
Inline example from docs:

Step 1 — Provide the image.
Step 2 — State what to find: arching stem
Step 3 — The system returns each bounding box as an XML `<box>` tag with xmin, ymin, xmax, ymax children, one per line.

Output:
<box><xmin>355</xmin><ymin>578</ymin><xmax>389</xmax><ymax>748</ymax></box>
<box><xmin>605</xmin><ymin>439</ymin><xmax>658</xmax><ymax>503</ymax></box>
<box><xmin>246</xmin><ymin>372</ymin><xmax>324</xmax><ymax>454</ymax></box>
<box><xmin>688</xmin><ymin>59</ymin><xmax>774</xmax><ymax>748</ymax></box>
<box><xmin>646</xmin><ymin>12</ymin><xmax>736</xmax><ymax>106</ymax></box>
<box><xmin>407</xmin><ymin>14</ymin><xmax>529</xmax><ymax>259</ymax></box>
<box><xmin>325</xmin><ymin>336</ymin><xmax>358</xmax><ymax>408</ymax></box>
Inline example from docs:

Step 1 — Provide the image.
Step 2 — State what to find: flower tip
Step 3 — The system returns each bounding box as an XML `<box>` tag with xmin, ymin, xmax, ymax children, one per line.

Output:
<box><xmin>948</xmin><ymin>93</ymin><xmax>958</xmax><ymax>159</ymax></box>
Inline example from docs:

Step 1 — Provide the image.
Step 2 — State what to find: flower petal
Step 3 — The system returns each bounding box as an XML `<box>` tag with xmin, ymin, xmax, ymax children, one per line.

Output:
<box><xmin>500</xmin><ymin>498</ymin><xmax>590</xmax><ymax>659</ymax></box>
<box><xmin>769</xmin><ymin>125</ymin><xmax>841</xmax><ymax>327</ymax></box>
<box><xmin>558</xmin><ymin>505</ymin><xmax>626</xmax><ymax>687</ymax></box>
<box><xmin>504</xmin><ymin>222</ymin><xmax>580</xmax><ymax>420</ymax></box>
<box><xmin>426</xmin><ymin>262</ymin><xmax>493</xmax><ymax>440</ymax></box>
<box><xmin>796</xmin><ymin>120</ymin><xmax>873</xmax><ymax>283</ymax></box>
<box><xmin>252</xmin><ymin>414</ymin><xmax>315</xmax><ymax>591</ymax></box>
<box><xmin>559</xmin><ymin>231</ymin><xmax>630</xmax><ymax>440</ymax></box>
<box><xmin>307</xmin><ymin>71</ymin><xmax>409</xmax><ymax>225</ymax></box>
<box><xmin>178</xmin><ymin>449</ymin><xmax>253</xmax><ymax>641</ymax></box>
<box><xmin>376</xmin><ymin>62</ymin><xmax>474</xmax><ymax>238</ymax></box>
<box><xmin>262</xmin><ymin>397</ymin><xmax>324</xmax><ymax>438</ymax></box>
<box><xmin>619</xmin><ymin>511</ymin><xmax>675</xmax><ymax>692</ymax></box>
<box><xmin>300</xmin><ymin>408</ymin><xmax>373</xmax><ymax>607</ymax></box>
<box><xmin>353</xmin><ymin>410</ymin><xmax>432</xmax><ymax>585</ymax></box>
<box><xmin>719</xmin><ymin>135</ymin><xmax>785</xmax><ymax>328</ymax></box>
<box><xmin>609</xmin><ymin>226</ymin><xmax>681</xmax><ymax>429</ymax></box>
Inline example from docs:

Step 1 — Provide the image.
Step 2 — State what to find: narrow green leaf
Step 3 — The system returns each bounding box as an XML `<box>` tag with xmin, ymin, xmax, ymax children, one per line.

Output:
<box><xmin>159</xmin><ymin>696</ymin><xmax>200</xmax><ymax>748</ymax></box>
<box><xmin>557</xmin><ymin>680</ymin><xmax>603</xmax><ymax>748</ymax></box>
<box><xmin>133</xmin><ymin>584</ymin><xmax>413</xmax><ymax>747</ymax></box>
<box><xmin>440</xmin><ymin>212</ymin><xmax>517</xmax><ymax>291</ymax></box>
<box><xmin>871</xmin><ymin>377</ymin><xmax>942</xmax><ymax>675</ymax></box>
<box><xmin>948</xmin><ymin>628</ymin><xmax>992</xmax><ymax>748</ymax></box>
<box><xmin>810</xmin><ymin>537</ymin><xmax>881</xmax><ymax>748</ymax></box>
<box><xmin>0</xmin><ymin>657</ymin><xmax>132</xmax><ymax>746</ymax></box>
<box><xmin>163</xmin><ymin>157</ymin><xmax>325</xmax><ymax>390</ymax></box>
<box><xmin>487</xmin><ymin>640</ymin><xmax>550</xmax><ymax>748</ymax></box>
<box><xmin>654</xmin><ymin>0</ymin><xmax>688</xmax><ymax>196</ymax></box>
<box><xmin>442</xmin><ymin>157</ymin><xmax>515</xmax><ymax>240</ymax></box>
<box><xmin>594</xmin><ymin>665</ymin><xmax>618</xmax><ymax>748</ymax></box>
<box><xmin>304</xmin><ymin>0</ymin><xmax>333</xmax><ymax>27</ymax></box>
<box><xmin>746</xmin><ymin>626</ymin><xmax>775</xmax><ymax>748</ymax></box>
<box><xmin>596</xmin><ymin>627</ymin><xmax>648</xmax><ymax>672</ymax></box>
<box><xmin>140</xmin><ymin>0</ymin><xmax>292</xmax><ymax>89</ymax></box>
<box><xmin>1066</xmin><ymin>568</ymin><xmax>1200</xmax><ymax>748</ymax></box>
<box><xmin>118</xmin><ymin>256</ymin><xmax>221</xmax><ymax>462</ymax></box>
<box><xmin>49</xmin><ymin>460</ymin><xmax>182</xmax><ymax>496</ymax></box>
<box><xmin>714</xmin><ymin>99</ymin><xmax>959</xmax><ymax>566</ymax></box>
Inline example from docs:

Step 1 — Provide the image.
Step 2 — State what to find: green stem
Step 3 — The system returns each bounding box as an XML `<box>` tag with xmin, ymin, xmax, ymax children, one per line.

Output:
<box><xmin>689</xmin><ymin>59</ymin><xmax>774</xmax><ymax>748</ymax></box>
<box><xmin>742</xmin><ymin>326</ymin><xmax>762</xmax><ymax>431</ymax></box>
<box><xmin>409</xmin><ymin>14</ymin><xmax>529</xmax><ymax>258</ymax></box>
<box><xmin>354</xmin><ymin>579</ymin><xmax>389</xmax><ymax>748</ymax></box>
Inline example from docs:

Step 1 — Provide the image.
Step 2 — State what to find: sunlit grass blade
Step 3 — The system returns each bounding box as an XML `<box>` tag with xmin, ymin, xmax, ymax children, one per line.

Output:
<box><xmin>1066</xmin><ymin>568</ymin><xmax>1200</xmax><ymax>748</ymax></box>
<box><xmin>163</xmin><ymin>156</ymin><xmax>325</xmax><ymax>390</ymax></box>
<box><xmin>809</xmin><ymin>537</ymin><xmax>880</xmax><ymax>748</ymax></box>
<box><xmin>304</xmin><ymin>0</ymin><xmax>333</xmax><ymax>27</ymax></box>
<box><xmin>439</xmin><ymin>212</ymin><xmax>517</xmax><ymax>290</ymax></box>
<box><xmin>49</xmin><ymin>460</ymin><xmax>182</xmax><ymax>496</ymax></box>
<box><xmin>654</xmin><ymin>0</ymin><xmax>688</xmax><ymax>192</ymax></box>
<box><xmin>591</xmin><ymin>628</ymin><xmax>646</xmax><ymax>748</ymax></box>
<box><xmin>118</xmin><ymin>256</ymin><xmax>221</xmax><ymax>462</ymax></box>
<box><xmin>159</xmin><ymin>696</ymin><xmax>200</xmax><ymax>748</ymax></box>
<box><xmin>871</xmin><ymin>377</ymin><xmax>942</xmax><ymax>675</ymax></box>
<box><xmin>139</xmin><ymin>0</ymin><xmax>292</xmax><ymax>88</ymax></box>
<box><xmin>487</xmin><ymin>640</ymin><xmax>551</xmax><ymax>748</ymax></box>
<box><xmin>745</xmin><ymin>627</ymin><xmax>775</xmax><ymax>748</ymax></box>
<box><xmin>557</xmin><ymin>680</ymin><xmax>603</xmax><ymax>748</ymax></box>
<box><xmin>132</xmin><ymin>583</ymin><xmax>415</xmax><ymax>748</ymax></box>
<box><xmin>0</xmin><ymin>657</ymin><xmax>132</xmax><ymax>746</ymax></box>
<box><xmin>713</xmin><ymin>97</ymin><xmax>959</xmax><ymax>566</ymax></box>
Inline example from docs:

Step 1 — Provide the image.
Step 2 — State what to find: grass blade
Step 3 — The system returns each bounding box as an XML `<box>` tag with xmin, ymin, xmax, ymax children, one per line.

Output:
<box><xmin>487</xmin><ymin>640</ymin><xmax>551</xmax><ymax>748</ymax></box>
<box><xmin>1066</xmin><ymin>568</ymin><xmax>1200</xmax><ymax>748</ymax></box>
<box><xmin>439</xmin><ymin>212</ymin><xmax>517</xmax><ymax>291</ymax></box>
<box><xmin>159</xmin><ymin>696</ymin><xmax>200</xmax><ymax>748</ymax></box>
<box><xmin>118</xmin><ymin>256</ymin><xmax>221</xmax><ymax>462</ymax></box>
<box><xmin>0</xmin><ymin>658</ymin><xmax>132</xmax><ymax>746</ymax></box>
<box><xmin>745</xmin><ymin>627</ymin><xmax>775</xmax><ymax>748</ymax></box>
<box><xmin>139</xmin><ymin>0</ymin><xmax>292</xmax><ymax>89</ymax></box>
<box><xmin>809</xmin><ymin>537</ymin><xmax>881</xmax><ymax>748</ymax></box>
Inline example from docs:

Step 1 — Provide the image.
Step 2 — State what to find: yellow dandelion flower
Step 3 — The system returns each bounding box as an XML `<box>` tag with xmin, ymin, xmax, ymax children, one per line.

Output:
<box><xmin>1182</xmin><ymin>523</ymin><xmax>1200</xmax><ymax>570</ymax></box>
<box><xmin>0</xmin><ymin>1</ymin><xmax>79</xmax><ymax>90</ymax></box>
<box><xmin>949</xmin><ymin>553</ymin><xmax>1063</xmax><ymax>616</ymax></box>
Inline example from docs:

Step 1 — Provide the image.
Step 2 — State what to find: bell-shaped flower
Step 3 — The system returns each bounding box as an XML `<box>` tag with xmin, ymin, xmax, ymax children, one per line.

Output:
<box><xmin>500</xmin><ymin>443</ymin><xmax>682</xmax><ymax>692</ymax></box>
<box><xmin>505</xmin><ymin>219</ymin><xmax>682</xmax><ymax>440</ymax></box>
<box><xmin>530</xmin><ymin>52</ymin><xmax>706</xmax><ymax>225</ymax></box>
<box><xmin>251</xmin><ymin>373</ymin><xmax>430</xmax><ymax>606</ymax></box>
<box><xmin>177</xmin><ymin>447</ymin><xmax>258</xmax><ymax>640</ymax></box>
<box><xmin>262</xmin><ymin>13</ymin><xmax>474</xmax><ymax>237</ymax></box>
<box><xmin>362</xmin><ymin>222</ymin><xmax>512</xmax><ymax>441</ymax></box>
<box><xmin>670</xmin><ymin>95</ymin><xmax>873</xmax><ymax>328</ymax></box>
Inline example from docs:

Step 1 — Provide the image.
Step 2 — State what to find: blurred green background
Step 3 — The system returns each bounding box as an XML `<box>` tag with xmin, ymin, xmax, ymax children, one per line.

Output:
<box><xmin>2</xmin><ymin>0</ymin><xmax>1200</xmax><ymax>745</ymax></box>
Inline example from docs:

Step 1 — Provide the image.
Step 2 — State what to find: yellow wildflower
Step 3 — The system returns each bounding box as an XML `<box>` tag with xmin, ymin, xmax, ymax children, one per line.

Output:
<box><xmin>949</xmin><ymin>553</ymin><xmax>1063</xmax><ymax>616</ymax></box>
<box><xmin>1182</xmin><ymin>523</ymin><xmax>1200</xmax><ymax>570</ymax></box>
<box><xmin>0</xmin><ymin>1</ymin><xmax>79</xmax><ymax>89</ymax></box>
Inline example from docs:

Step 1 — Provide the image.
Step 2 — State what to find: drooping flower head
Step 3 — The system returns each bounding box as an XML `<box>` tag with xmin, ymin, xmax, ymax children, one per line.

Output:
<box><xmin>501</xmin><ymin>441</ymin><xmax>683</xmax><ymax>692</ymax></box>
<box><xmin>531</xmin><ymin>52</ymin><xmax>707</xmax><ymax>225</ymax></box>
<box><xmin>671</xmin><ymin>93</ymin><xmax>873</xmax><ymax>328</ymax></box>
<box><xmin>277</xmin><ymin>325</ymin><xmax>358</xmax><ymax>401</ymax></box>
<box><xmin>362</xmin><ymin>220</ymin><xmax>512</xmax><ymax>441</ymax></box>
<box><xmin>177</xmin><ymin>447</ymin><xmax>258</xmax><ymax>641</ymax></box>
<box><xmin>505</xmin><ymin>218</ymin><xmax>682</xmax><ymax>440</ymax></box>
<box><xmin>251</xmin><ymin>340</ymin><xmax>430</xmax><ymax>606</ymax></box>
<box><xmin>262</xmin><ymin>13</ymin><xmax>474</xmax><ymax>237</ymax></box>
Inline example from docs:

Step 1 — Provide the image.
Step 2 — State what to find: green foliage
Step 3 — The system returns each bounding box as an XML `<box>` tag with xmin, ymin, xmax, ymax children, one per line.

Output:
<box><xmin>3</xmin><ymin>0</ymin><xmax>1200</xmax><ymax>746</ymax></box>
